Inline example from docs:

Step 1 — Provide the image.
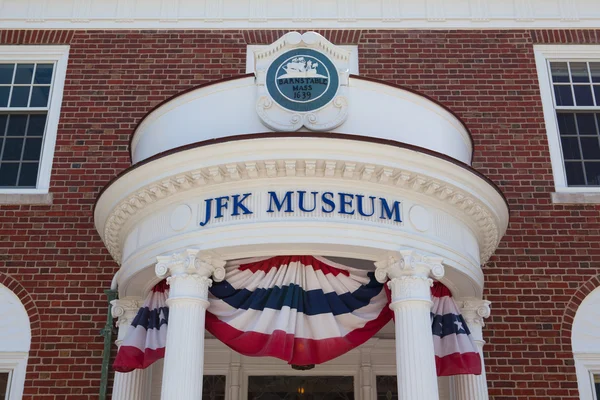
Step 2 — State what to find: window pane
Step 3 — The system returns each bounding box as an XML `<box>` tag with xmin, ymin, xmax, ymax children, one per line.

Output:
<box><xmin>0</xmin><ymin>371</ymin><xmax>9</xmax><ymax>398</ymax></box>
<box><xmin>0</xmin><ymin>115</ymin><xmax>6</xmax><ymax>135</ymax></box>
<box><xmin>577</xmin><ymin>114</ymin><xmax>598</xmax><ymax>135</ymax></box>
<box><xmin>376</xmin><ymin>376</ymin><xmax>398</xmax><ymax>400</ymax></box>
<box><xmin>3</xmin><ymin>138</ymin><xmax>24</xmax><ymax>161</ymax></box>
<box><xmin>595</xmin><ymin>86</ymin><xmax>600</xmax><ymax>106</ymax></box>
<box><xmin>29</xmin><ymin>86</ymin><xmax>50</xmax><ymax>107</ymax></box>
<box><xmin>202</xmin><ymin>375</ymin><xmax>226</xmax><ymax>400</ymax></box>
<box><xmin>0</xmin><ymin>86</ymin><xmax>9</xmax><ymax>107</ymax></box>
<box><xmin>14</xmin><ymin>64</ymin><xmax>34</xmax><ymax>84</ymax></box>
<box><xmin>248</xmin><ymin>376</ymin><xmax>354</xmax><ymax>400</ymax></box>
<box><xmin>18</xmin><ymin>162</ymin><xmax>39</xmax><ymax>187</ymax></box>
<box><xmin>22</xmin><ymin>138</ymin><xmax>43</xmax><ymax>161</ymax></box>
<box><xmin>561</xmin><ymin>137</ymin><xmax>581</xmax><ymax>160</ymax></box>
<box><xmin>0</xmin><ymin>64</ymin><xmax>14</xmax><ymax>84</ymax></box>
<box><xmin>591</xmin><ymin>63</ymin><xmax>600</xmax><ymax>83</ymax></box>
<box><xmin>7</xmin><ymin>115</ymin><xmax>28</xmax><ymax>136</ymax></box>
<box><xmin>554</xmin><ymin>85</ymin><xmax>574</xmax><ymax>106</ymax></box>
<box><xmin>33</xmin><ymin>64</ymin><xmax>53</xmax><ymax>85</ymax></box>
<box><xmin>27</xmin><ymin>114</ymin><xmax>47</xmax><ymax>136</ymax></box>
<box><xmin>585</xmin><ymin>162</ymin><xmax>600</xmax><ymax>185</ymax></box>
<box><xmin>565</xmin><ymin>161</ymin><xmax>586</xmax><ymax>185</ymax></box>
<box><xmin>551</xmin><ymin>62</ymin><xmax>570</xmax><ymax>83</ymax></box>
<box><xmin>558</xmin><ymin>113</ymin><xmax>577</xmax><ymax>135</ymax></box>
<box><xmin>0</xmin><ymin>163</ymin><xmax>19</xmax><ymax>186</ymax></box>
<box><xmin>574</xmin><ymin>85</ymin><xmax>595</xmax><ymax>106</ymax></box>
<box><xmin>570</xmin><ymin>62</ymin><xmax>590</xmax><ymax>83</ymax></box>
<box><xmin>9</xmin><ymin>86</ymin><xmax>31</xmax><ymax>107</ymax></box>
<box><xmin>581</xmin><ymin>137</ymin><xmax>600</xmax><ymax>160</ymax></box>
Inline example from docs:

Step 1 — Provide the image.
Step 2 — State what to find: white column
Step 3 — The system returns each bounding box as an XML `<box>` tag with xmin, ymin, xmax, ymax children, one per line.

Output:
<box><xmin>155</xmin><ymin>249</ymin><xmax>226</xmax><ymax>400</ymax></box>
<box><xmin>111</xmin><ymin>297</ymin><xmax>151</xmax><ymax>400</ymax></box>
<box><xmin>450</xmin><ymin>300</ymin><xmax>491</xmax><ymax>400</ymax></box>
<box><xmin>375</xmin><ymin>250</ymin><xmax>445</xmax><ymax>400</ymax></box>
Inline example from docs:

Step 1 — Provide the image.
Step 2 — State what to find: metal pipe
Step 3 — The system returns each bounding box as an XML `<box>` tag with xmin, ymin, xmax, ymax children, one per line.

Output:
<box><xmin>99</xmin><ymin>289</ymin><xmax>118</xmax><ymax>400</ymax></box>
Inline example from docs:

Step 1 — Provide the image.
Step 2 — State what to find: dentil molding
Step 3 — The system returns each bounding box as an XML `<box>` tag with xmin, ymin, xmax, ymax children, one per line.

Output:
<box><xmin>98</xmin><ymin>151</ymin><xmax>505</xmax><ymax>266</ymax></box>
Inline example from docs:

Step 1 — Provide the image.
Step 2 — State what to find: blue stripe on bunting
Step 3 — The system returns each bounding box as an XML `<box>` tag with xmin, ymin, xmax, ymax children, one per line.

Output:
<box><xmin>431</xmin><ymin>313</ymin><xmax>471</xmax><ymax>337</ymax></box>
<box><xmin>131</xmin><ymin>307</ymin><xmax>169</xmax><ymax>330</ymax></box>
<box><xmin>209</xmin><ymin>272</ymin><xmax>383</xmax><ymax>316</ymax></box>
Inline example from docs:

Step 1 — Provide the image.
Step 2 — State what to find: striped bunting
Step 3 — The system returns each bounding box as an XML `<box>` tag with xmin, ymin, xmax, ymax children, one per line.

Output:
<box><xmin>205</xmin><ymin>255</ymin><xmax>393</xmax><ymax>366</ymax></box>
<box><xmin>113</xmin><ymin>256</ymin><xmax>482</xmax><ymax>376</ymax></box>
<box><xmin>113</xmin><ymin>280</ymin><xmax>169</xmax><ymax>373</ymax></box>
<box><xmin>431</xmin><ymin>282</ymin><xmax>482</xmax><ymax>376</ymax></box>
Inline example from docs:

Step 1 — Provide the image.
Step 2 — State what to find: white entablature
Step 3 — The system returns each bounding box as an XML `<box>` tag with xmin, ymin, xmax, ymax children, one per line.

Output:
<box><xmin>1</xmin><ymin>0</ymin><xmax>599</xmax><ymax>28</ymax></box>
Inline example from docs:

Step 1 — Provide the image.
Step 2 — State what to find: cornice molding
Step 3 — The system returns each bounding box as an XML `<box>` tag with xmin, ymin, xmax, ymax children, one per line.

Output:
<box><xmin>97</xmin><ymin>147</ymin><xmax>505</xmax><ymax>266</ymax></box>
<box><xmin>0</xmin><ymin>0</ymin><xmax>598</xmax><ymax>28</ymax></box>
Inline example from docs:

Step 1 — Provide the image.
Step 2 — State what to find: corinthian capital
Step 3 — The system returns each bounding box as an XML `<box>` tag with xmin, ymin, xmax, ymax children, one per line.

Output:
<box><xmin>374</xmin><ymin>250</ymin><xmax>445</xmax><ymax>305</ymax></box>
<box><xmin>155</xmin><ymin>249</ymin><xmax>226</xmax><ymax>302</ymax></box>
<box><xmin>155</xmin><ymin>249</ymin><xmax>226</xmax><ymax>281</ymax></box>
<box><xmin>374</xmin><ymin>250</ymin><xmax>445</xmax><ymax>283</ymax></box>
<box><xmin>459</xmin><ymin>298</ymin><xmax>491</xmax><ymax>329</ymax></box>
<box><xmin>110</xmin><ymin>297</ymin><xmax>142</xmax><ymax>344</ymax></box>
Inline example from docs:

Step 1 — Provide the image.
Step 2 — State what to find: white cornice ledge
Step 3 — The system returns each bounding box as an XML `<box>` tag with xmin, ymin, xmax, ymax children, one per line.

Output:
<box><xmin>94</xmin><ymin>140</ymin><xmax>509</xmax><ymax>266</ymax></box>
<box><xmin>0</xmin><ymin>0</ymin><xmax>599</xmax><ymax>29</ymax></box>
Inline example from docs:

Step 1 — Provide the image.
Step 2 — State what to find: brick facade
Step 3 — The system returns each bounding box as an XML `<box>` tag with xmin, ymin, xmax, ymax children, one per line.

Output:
<box><xmin>1</xmin><ymin>29</ymin><xmax>599</xmax><ymax>399</ymax></box>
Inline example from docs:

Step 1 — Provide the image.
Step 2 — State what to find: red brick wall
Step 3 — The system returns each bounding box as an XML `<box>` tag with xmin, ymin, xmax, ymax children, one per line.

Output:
<box><xmin>1</xmin><ymin>28</ymin><xmax>599</xmax><ymax>399</ymax></box>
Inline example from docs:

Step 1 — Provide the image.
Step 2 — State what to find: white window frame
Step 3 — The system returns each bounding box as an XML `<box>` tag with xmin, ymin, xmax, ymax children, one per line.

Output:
<box><xmin>534</xmin><ymin>45</ymin><xmax>600</xmax><ymax>197</ymax></box>
<box><xmin>0</xmin><ymin>353</ymin><xmax>28</xmax><ymax>400</ymax></box>
<box><xmin>0</xmin><ymin>45</ymin><xmax>69</xmax><ymax>195</ymax></box>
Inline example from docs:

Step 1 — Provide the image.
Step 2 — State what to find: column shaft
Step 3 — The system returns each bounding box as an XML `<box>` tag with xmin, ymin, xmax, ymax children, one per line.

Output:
<box><xmin>160</xmin><ymin>298</ymin><xmax>208</xmax><ymax>400</ymax></box>
<box><xmin>393</xmin><ymin>298</ymin><xmax>440</xmax><ymax>400</ymax></box>
<box><xmin>113</xmin><ymin>369</ymin><xmax>151</xmax><ymax>400</ymax></box>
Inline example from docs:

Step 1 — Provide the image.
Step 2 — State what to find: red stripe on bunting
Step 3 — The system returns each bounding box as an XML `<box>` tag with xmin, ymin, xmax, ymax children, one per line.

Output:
<box><xmin>238</xmin><ymin>255</ymin><xmax>350</xmax><ymax>277</ymax></box>
<box><xmin>205</xmin><ymin>302</ymin><xmax>392</xmax><ymax>365</ymax></box>
<box><xmin>435</xmin><ymin>352</ymin><xmax>482</xmax><ymax>376</ymax></box>
<box><xmin>113</xmin><ymin>346</ymin><xmax>165</xmax><ymax>373</ymax></box>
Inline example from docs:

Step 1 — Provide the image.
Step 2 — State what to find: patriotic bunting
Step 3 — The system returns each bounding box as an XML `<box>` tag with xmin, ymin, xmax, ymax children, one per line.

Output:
<box><xmin>113</xmin><ymin>280</ymin><xmax>169</xmax><ymax>373</ymax></box>
<box><xmin>113</xmin><ymin>255</ymin><xmax>482</xmax><ymax>377</ymax></box>
<box><xmin>205</xmin><ymin>255</ymin><xmax>392</xmax><ymax>366</ymax></box>
<box><xmin>431</xmin><ymin>282</ymin><xmax>482</xmax><ymax>376</ymax></box>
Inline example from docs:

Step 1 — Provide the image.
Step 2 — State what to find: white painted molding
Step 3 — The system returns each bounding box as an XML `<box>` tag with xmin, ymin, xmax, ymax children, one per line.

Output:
<box><xmin>1</xmin><ymin>0</ymin><xmax>600</xmax><ymax>28</ymax></box>
<box><xmin>94</xmin><ymin>138</ymin><xmax>508</xmax><ymax>269</ymax></box>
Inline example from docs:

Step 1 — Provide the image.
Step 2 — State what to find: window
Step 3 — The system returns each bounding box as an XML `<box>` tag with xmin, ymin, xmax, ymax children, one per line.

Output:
<box><xmin>0</xmin><ymin>46</ymin><xmax>69</xmax><ymax>195</ymax></box>
<box><xmin>594</xmin><ymin>374</ymin><xmax>600</xmax><ymax>400</ymax></box>
<box><xmin>376</xmin><ymin>375</ymin><xmax>397</xmax><ymax>400</ymax></box>
<box><xmin>0</xmin><ymin>371</ymin><xmax>9</xmax><ymax>400</ymax></box>
<box><xmin>247</xmin><ymin>375</ymin><xmax>355</xmax><ymax>400</ymax></box>
<box><xmin>535</xmin><ymin>45</ymin><xmax>600</xmax><ymax>197</ymax></box>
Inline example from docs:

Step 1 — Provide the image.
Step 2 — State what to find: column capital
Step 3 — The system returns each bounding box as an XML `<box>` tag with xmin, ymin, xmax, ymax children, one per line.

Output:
<box><xmin>375</xmin><ymin>250</ymin><xmax>445</xmax><ymax>305</ymax></box>
<box><xmin>457</xmin><ymin>298</ymin><xmax>491</xmax><ymax>329</ymax></box>
<box><xmin>110</xmin><ymin>297</ymin><xmax>142</xmax><ymax>344</ymax></box>
<box><xmin>155</xmin><ymin>249</ymin><xmax>226</xmax><ymax>302</ymax></box>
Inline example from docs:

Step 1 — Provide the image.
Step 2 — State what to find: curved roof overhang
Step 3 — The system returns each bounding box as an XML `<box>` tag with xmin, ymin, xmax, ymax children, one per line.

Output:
<box><xmin>129</xmin><ymin>75</ymin><xmax>474</xmax><ymax>165</ymax></box>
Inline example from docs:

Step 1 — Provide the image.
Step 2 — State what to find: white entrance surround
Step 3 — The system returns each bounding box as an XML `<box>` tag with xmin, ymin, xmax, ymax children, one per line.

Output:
<box><xmin>94</xmin><ymin>32</ymin><xmax>508</xmax><ymax>400</ymax></box>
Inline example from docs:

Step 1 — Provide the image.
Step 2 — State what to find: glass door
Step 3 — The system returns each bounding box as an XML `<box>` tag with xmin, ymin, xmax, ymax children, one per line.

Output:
<box><xmin>247</xmin><ymin>376</ymin><xmax>354</xmax><ymax>400</ymax></box>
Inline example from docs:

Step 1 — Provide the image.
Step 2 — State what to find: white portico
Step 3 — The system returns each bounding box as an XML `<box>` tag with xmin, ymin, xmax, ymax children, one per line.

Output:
<box><xmin>94</xmin><ymin>32</ymin><xmax>508</xmax><ymax>400</ymax></box>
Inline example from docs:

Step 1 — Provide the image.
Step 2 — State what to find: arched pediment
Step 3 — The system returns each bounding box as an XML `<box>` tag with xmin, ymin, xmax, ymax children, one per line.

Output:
<box><xmin>573</xmin><ymin>286</ymin><xmax>600</xmax><ymax>354</ymax></box>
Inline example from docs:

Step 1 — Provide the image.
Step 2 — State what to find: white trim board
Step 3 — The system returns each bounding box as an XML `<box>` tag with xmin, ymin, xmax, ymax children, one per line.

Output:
<box><xmin>1</xmin><ymin>0</ymin><xmax>600</xmax><ymax>29</ymax></box>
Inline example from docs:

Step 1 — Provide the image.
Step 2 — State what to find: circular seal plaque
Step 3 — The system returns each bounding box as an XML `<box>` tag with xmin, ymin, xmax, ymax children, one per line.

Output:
<box><xmin>266</xmin><ymin>48</ymin><xmax>340</xmax><ymax>113</ymax></box>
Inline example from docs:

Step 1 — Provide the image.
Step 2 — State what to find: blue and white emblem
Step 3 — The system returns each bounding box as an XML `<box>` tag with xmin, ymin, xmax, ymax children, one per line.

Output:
<box><xmin>266</xmin><ymin>49</ymin><xmax>339</xmax><ymax>112</ymax></box>
<box><xmin>255</xmin><ymin>31</ymin><xmax>350</xmax><ymax>132</ymax></box>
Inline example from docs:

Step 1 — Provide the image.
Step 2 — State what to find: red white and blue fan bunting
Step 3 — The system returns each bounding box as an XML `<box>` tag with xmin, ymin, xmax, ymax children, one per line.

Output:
<box><xmin>113</xmin><ymin>280</ymin><xmax>169</xmax><ymax>373</ymax></box>
<box><xmin>431</xmin><ymin>282</ymin><xmax>482</xmax><ymax>376</ymax></box>
<box><xmin>206</xmin><ymin>255</ymin><xmax>393</xmax><ymax>366</ymax></box>
<box><xmin>113</xmin><ymin>255</ymin><xmax>482</xmax><ymax>376</ymax></box>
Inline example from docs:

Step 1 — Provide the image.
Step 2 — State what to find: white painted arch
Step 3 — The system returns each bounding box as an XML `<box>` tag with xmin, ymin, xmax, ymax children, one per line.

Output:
<box><xmin>0</xmin><ymin>283</ymin><xmax>31</xmax><ymax>400</ymax></box>
<box><xmin>573</xmin><ymin>286</ymin><xmax>600</xmax><ymax>400</ymax></box>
